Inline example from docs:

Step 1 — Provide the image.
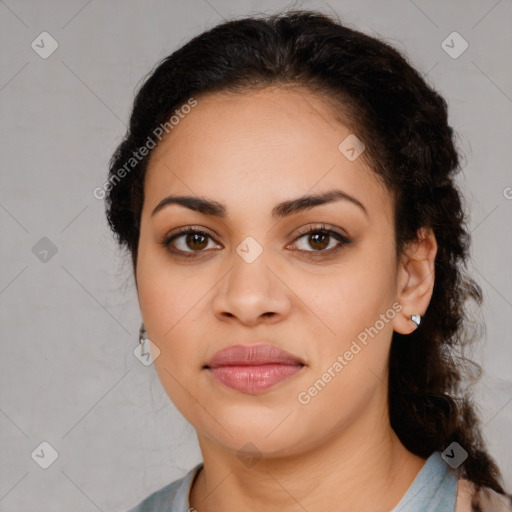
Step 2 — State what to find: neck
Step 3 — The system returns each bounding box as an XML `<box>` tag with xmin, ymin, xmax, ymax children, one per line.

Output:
<box><xmin>189</xmin><ymin>398</ymin><xmax>427</xmax><ymax>512</ymax></box>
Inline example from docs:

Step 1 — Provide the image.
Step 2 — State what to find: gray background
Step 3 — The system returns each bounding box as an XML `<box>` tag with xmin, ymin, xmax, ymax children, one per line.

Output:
<box><xmin>0</xmin><ymin>0</ymin><xmax>511</xmax><ymax>510</ymax></box>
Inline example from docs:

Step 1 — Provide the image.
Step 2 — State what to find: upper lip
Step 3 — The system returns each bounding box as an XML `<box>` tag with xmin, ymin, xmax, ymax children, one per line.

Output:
<box><xmin>204</xmin><ymin>343</ymin><xmax>306</xmax><ymax>368</ymax></box>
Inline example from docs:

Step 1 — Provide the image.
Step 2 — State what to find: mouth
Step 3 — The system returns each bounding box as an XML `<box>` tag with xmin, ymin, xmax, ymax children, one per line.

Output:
<box><xmin>203</xmin><ymin>343</ymin><xmax>306</xmax><ymax>394</ymax></box>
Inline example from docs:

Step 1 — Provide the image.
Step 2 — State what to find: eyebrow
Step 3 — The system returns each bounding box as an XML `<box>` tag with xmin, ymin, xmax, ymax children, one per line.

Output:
<box><xmin>151</xmin><ymin>189</ymin><xmax>368</xmax><ymax>220</ymax></box>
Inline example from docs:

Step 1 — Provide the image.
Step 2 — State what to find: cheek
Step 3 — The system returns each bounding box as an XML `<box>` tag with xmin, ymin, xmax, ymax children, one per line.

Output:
<box><xmin>136</xmin><ymin>230</ymin><xmax>202</xmax><ymax>345</ymax></box>
<box><xmin>137</xmin><ymin>269</ymin><xmax>207</xmax><ymax>417</ymax></box>
<box><xmin>138</xmin><ymin>274</ymin><xmax>201</xmax><ymax>352</ymax></box>
<box><xmin>300</xmin><ymin>243</ymin><xmax>396</xmax><ymax>362</ymax></box>
<box><xmin>295</xmin><ymin>275</ymin><xmax>395</xmax><ymax>425</ymax></box>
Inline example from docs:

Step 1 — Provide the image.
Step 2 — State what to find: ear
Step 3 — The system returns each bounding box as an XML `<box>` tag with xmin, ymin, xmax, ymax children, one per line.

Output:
<box><xmin>393</xmin><ymin>227</ymin><xmax>438</xmax><ymax>335</ymax></box>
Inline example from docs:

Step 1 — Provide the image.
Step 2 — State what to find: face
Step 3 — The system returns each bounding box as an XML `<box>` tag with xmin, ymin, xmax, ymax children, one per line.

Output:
<box><xmin>136</xmin><ymin>86</ymin><xmax>402</xmax><ymax>457</ymax></box>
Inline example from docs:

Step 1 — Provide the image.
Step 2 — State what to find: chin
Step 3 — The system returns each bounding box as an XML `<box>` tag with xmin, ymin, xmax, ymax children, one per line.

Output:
<box><xmin>195</xmin><ymin>414</ymin><xmax>310</xmax><ymax>456</ymax></box>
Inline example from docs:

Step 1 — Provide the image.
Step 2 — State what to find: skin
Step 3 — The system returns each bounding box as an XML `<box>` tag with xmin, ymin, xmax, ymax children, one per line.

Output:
<box><xmin>135</xmin><ymin>85</ymin><xmax>438</xmax><ymax>512</ymax></box>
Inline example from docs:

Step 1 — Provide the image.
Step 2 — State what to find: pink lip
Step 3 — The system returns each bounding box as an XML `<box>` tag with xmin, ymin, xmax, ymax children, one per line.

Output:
<box><xmin>204</xmin><ymin>344</ymin><xmax>306</xmax><ymax>394</ymax></box>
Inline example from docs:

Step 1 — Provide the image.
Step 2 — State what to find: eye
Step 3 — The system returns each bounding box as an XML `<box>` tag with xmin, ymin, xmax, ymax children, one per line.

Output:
<box><xmin>159</xmin><ymin>226</ymin><xmax>220</xmax><ymax>257</ymax></box>
<box><xmin>159</xmin><ymin>223</ymin><xmax>352</xmax><ymax>259</ymax></box>
<box><xmin>289</xmin><ymin>224</ymin><xmax>351</xmax><ymax>256</ymax></box>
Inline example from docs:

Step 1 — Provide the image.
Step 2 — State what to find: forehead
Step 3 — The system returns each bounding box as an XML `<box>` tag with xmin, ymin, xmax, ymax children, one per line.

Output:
<box><xmin>143</xmin><ymin>86</ymin><xmax>392</xmax><ymax>223</ymax></box>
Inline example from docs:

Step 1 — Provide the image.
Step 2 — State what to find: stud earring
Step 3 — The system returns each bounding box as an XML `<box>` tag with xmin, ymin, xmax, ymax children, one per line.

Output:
<box><xmin>410</xmin><ymin>314</ymin><xmax>422</xmax><ymax>328</ymax></box>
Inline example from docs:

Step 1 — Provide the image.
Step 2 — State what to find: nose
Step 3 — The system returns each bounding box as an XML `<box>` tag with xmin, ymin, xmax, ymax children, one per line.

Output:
<box><xmin>212</xmin><ymin>251</ymin><xmax>292</xmax><ymax>326</ymax></box>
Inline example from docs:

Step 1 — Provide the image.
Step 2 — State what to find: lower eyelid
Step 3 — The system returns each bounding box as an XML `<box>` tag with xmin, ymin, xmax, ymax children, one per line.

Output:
<box><xmin>167</xmin><ymin>232</ymin><xmax>219</xmax><ymax>252</ymax></box>
<box><xmin>292</xmin><ymin>230</ymin><xmax>344</xmax><ymax>248</ymax></box>
<box><xmin>291</xmin><ymin>230</ymin><xmax>349</xmax><ymax>253</ymax></box>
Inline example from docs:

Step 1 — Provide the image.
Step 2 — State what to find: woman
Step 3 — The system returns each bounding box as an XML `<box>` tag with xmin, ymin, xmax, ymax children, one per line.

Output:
<box><xmin>105</xmin><ymin>9</ymin><xmax>512</xmax><ymax>512</ymax></box>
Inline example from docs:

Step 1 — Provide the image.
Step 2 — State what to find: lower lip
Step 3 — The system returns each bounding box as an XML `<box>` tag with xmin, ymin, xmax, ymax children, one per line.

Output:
<box><xmin>206</xmin><ymin>363</ymin><xmax>304</xmax><ymax>394</ymax></box>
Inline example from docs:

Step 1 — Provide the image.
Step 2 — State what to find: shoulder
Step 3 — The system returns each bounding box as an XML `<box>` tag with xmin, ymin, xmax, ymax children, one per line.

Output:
<box><xmin>126</xmin><ymin>479</ymin><xmax>181</xmax><ymax>512</ymax></box>
<box><xmin>455</xmin><ymin>478</ymin><xmax>512</xmax><ymax>512</ymax></box>
<box><xmin>126</xmin><ymin>463</ymin><xmax>203</xmax><ymax>512</ymax></box>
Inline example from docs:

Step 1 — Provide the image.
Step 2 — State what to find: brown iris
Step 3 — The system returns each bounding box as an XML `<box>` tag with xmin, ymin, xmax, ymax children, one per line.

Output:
<box><xmin>186</xmin><ymin>233</ymin><xmax>209</xmax><ymax>251</ymax></box>
<box><xmin>308</xmin><ymin>231</ymin><xmax>330</xmax><ymax>251</ymax></box>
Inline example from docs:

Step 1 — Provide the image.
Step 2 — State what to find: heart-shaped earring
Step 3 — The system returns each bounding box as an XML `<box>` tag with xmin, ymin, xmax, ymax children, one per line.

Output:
<box><xmin>139</xmin><ymin>322</ymin><xmax>147</xmax><ymax>344</ymax></box>
<box><xmin>410</xmin><ymin>314</ymin><xmax>422</xmax><ymax>328</ymax></box>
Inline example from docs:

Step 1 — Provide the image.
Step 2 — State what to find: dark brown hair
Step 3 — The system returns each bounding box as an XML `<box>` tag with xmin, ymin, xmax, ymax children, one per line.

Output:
<box><xmin>105</xmin><ymin>8</ymin><xmax>511</xmax><ymax>508</ymax></box>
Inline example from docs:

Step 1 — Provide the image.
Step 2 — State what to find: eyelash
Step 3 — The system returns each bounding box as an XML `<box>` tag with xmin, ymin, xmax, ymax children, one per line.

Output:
<box><xmin>159</xmin><ymin>224</ymin><xmax>352</xmax><ymax>259</ymax></box>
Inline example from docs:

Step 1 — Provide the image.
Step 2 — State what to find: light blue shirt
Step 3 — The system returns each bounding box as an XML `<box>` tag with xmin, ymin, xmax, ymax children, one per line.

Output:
<box><xmin>390</xmin><ymin>451</ymin><xmax>458</xmax><ymax>511</ymax></box>
<box><xmin>127</xmin><ymin>451</ymin><xmax>458</xmax><ymax>512</ymax></box>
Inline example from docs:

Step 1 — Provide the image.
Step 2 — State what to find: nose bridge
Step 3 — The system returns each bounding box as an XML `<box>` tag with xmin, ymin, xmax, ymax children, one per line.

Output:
<box><xmin>212</xmin><ymin>234</ymin><xmax>290</xmax><ymax>323</ymax></box>
<box><xmin>228</xmin><ymin>234</ymin><xmax>276</xmax><ymax>298</ymax></box>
